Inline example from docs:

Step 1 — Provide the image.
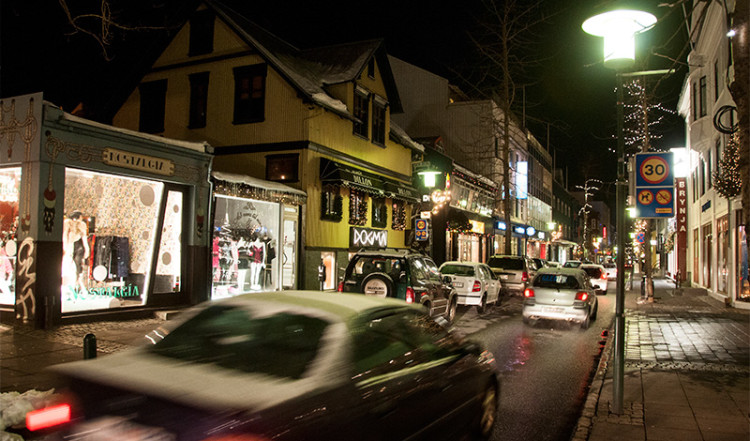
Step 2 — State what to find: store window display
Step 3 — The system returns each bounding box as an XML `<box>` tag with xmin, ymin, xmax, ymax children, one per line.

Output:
<box><xmin>62</xmin><ymin>168</ymin><xmax>167</xmax><ymax>312</ymax></box>
<box><xmin>212</xmin><ymin>196</ymin><xmax>280</xmax><ymax>298</ymax></box>
<box><xmin>0</xmin><ymin>167</ymin><xmax>20</xmax><ymax>305</ymax></box>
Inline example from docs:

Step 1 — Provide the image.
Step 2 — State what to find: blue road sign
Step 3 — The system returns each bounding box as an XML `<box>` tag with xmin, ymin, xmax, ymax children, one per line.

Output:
<box><xmin>635</xmin><ymin>152</ymin><xmax>674</xmax><ymax>219</ymax></box>
<box><xmin>415</xmin><ymin>219</ymin><xmax>429</xmax><ymax>241</ymax></box>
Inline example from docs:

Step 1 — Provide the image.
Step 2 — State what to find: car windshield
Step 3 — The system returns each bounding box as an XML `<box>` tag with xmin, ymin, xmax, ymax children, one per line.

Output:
<box><xmin>533</xmin><ymin>273</ymin><xmax>582</xmax><ymax>290</ymax></box>
<box><xmin>350</xmin><ymin>256</ymin><xmax>404</xmax><ymax>278</ymax></box>
<box><xmin>563</xmin><ymin>261</ymin><xmax>582</xmax><ymax>268</ymax></box>
<box><xmin>147</xmin><ymin>305</ymin><xmax>328</xmax><ymax>380</ymax></box>
<box><xmin>603</xmin><ymin>263</ymin><xmax>616</xmax><ymax>268</ymax></box>
<box><xmin>583</xmin><ymin>267</ymin><xmax>603</xmax><ymax>278</ymax></box>
<box><xmin>440</xmin><ymin>264</ymin><xmax>475</xmax><ymax>277</ymax></box>
<box><xmin>488</xmin><ymin>257</ymin><xmax>523</xmax><ymax>270</ymax></box>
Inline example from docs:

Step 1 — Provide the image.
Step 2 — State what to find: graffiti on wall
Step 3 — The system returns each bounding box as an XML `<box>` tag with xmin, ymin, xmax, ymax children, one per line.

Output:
<box><xmin>16</xmin><ymin>237</ymin><xmax>36</xmax><ymax>320</ymax></box>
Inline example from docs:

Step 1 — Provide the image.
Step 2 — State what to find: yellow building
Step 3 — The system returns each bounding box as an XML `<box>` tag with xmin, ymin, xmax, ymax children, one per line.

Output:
<box><xmin>112</xmin><ymin>1</ymin><xmax>421</xmax><ymax>292</ymax></box>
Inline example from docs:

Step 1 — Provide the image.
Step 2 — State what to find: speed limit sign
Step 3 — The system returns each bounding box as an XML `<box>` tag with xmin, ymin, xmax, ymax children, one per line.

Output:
<box><xmin>636</xmin><ymin>152</ymin><xmax>673</xmax><ymax>187</ymax></box>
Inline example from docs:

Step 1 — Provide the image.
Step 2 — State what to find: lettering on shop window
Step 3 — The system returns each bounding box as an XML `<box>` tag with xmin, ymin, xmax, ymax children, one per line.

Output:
<box><xmin>103</xmin><ymin>148</ymin><xmax>175</xmax><ymax>176</ymax></box>
<box><xmin>67</xmin><ymin>285</ymin><xmax>140</xmax><ymax>299</ymax></box>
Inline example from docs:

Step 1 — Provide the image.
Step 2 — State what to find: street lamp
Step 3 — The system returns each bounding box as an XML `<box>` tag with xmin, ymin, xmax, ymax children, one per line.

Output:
<box><xmin>583</xmin><ymin>4</ymin><xmax>656</xmax><ymax>416</ymax></box>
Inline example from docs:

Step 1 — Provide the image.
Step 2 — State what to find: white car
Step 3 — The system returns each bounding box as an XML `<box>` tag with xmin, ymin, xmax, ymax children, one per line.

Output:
<box><xmin>580</xmin><ymin>263</ymin><xmax>608</xmax><ymax>294</ymax></box>
<box><xmin>439</xmin><ymin>261</ymin><xmax>501</xmax><ymax>313</ymax></box>
<box><xmin>523</xmin><ymin>268</ymin><xmax>599</xmax><ymax>329</ymax></box>
<box><xmin>602</xmin><ymin>262</ymin><xmax>617</xmax><ymax>280</ymax></box>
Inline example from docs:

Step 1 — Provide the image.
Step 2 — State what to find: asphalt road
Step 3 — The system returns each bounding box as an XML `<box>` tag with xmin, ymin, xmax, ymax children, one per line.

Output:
<box><xmin>452</xmin><ymin>281</ymin><xmax>615</xmax><ymax>441</ymax></box>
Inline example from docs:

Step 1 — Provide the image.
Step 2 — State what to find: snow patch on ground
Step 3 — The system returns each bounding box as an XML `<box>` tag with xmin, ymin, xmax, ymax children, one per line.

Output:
<box><xmin>1</xmin><ymin>389</ymin><xmax>58</xmax><ymax>440</ymax></box>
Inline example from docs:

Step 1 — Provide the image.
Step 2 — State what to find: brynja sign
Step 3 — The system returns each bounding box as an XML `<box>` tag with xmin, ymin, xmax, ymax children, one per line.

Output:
<box><xmin>675</xmin><ymin>178</ymin><xmax>687</xmax><ymax>281</ymax></box>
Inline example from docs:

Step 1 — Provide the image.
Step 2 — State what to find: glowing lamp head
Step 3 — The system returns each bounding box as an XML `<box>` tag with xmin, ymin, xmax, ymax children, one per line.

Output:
<box><xmin>418</xmin><ymin>170</ymin><xmax>441</xmax><ymax>188</ymax></box>
<box><xmin>582</xmin><ymin>9</ymin><xmax>657</xmax><ymax>69</ymax></box>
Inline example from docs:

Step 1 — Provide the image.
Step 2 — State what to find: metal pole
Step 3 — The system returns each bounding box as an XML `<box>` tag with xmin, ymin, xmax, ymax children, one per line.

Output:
<box><xmin>613</xmin><ymin>73</ymin><xmax>626</xmax><ymax>415</ymax></box>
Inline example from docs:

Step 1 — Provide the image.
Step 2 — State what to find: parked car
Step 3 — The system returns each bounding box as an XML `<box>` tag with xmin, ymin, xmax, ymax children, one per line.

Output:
<box><xmin>35</xmin><ymin>292</ymin><xmax>499</xmax><ymax>441</ymax></box>
<box><xmin>487</xmin><ymin>255</ymin><xmax>537</xmax><ymax>296</ymax></box>
<box><xmin>439</xmin><ymin>261</ymin><xmax>501</xmax><ymax>313</ymax></box>
<box><xmin>581</xmin><ymin>263</ymin><xmax>608</xmax><ymax>294</ymax></box>
<box><xmin>602</xmin><ymin>262</ymin><xmax>617</xmax><ymax>280</ymax></box>
<box><xmin>522</xmin><ymin>268</ymin><xmax>599</xmax><ymax>329</ymax></box>
<box><xmin>339</xmin><ymin>250</ymin><xmax>458</xmax><ymax>322</ymax></box>
<box><xmin>563</xmin><ymin>260</ymin><xmax>583</xmax><ymax>268</ymax></box>
<box><xmin>547</xmin><ymin>261</ymin><xmax>561</xmax><ymax>268</ymax></box>
<box><xmin>531</xmin><ymin>258</ymin><xmax>549</xmax><ymax>270</ymax></box>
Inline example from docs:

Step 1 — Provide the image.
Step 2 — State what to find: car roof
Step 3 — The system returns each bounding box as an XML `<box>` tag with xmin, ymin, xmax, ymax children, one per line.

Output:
<box><xmin>536</xmin><ymin>267</ymin><xmax>586</xmax><ymax>276</ymax></box>
<box><xmin>223</xmin><ymin>291</ymin><xmax>420</xmax><ymax>322</ymax></box>
<box><xmin>440</xmin><ymin>261</ymin><xmax>483</xmax><ymax>267</ymax></box>
<box><xmin>489</xmin><ymin>255</ymin><xmax>524</xmax><ymax>259</ymax></box>
<box><xmin>581</xmin><ymin>263</ymin><xmax>605</xmax><ymax>268</ymax></box>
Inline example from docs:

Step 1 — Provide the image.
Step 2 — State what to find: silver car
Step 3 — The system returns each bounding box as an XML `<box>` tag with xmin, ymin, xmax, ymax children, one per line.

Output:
<box><xmin>522</xmin><ymin>268</ymin><xmax>599</xmax><ymax>329</ymax></box>
<box><xmin>487</xmin><ymin>255</ymin><xmax>536</xmax><ymax>296</ymax></box>
<box><xmin>439</xmin><ymin>261</ymin><xmax>501</xmax><ymax>313</ymax></box>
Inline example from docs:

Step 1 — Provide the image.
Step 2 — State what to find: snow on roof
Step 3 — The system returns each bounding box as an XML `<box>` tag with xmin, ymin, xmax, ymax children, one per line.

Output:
<box><xmin>212</xmin><ymin>171</ymin><xmax>306</xmax><ymax>196</ymax></box>
<box><xmin>52</xmin><ymin>103</ymin><xmax>210</xmax><ymax>154</ymax></box>
<box><xmin>453</xmin><ymin>163</ymin><xmax>498</xmax><ymax>189</ymax></box>
<box><xmin>389</xmin><ymin>120</ymin><xmax>425</xmax><ymax>153</ymax></box>
<box><xmin>311</xmin><ymin>93</ymin><xmax>348</xmax><ymax>113</ymax></box>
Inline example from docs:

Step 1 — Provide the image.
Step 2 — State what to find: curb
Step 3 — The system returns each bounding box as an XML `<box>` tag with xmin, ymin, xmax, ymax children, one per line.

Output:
<box><xmin>570</xmin><ymin>325</ymin><xmax>615</xmax><ymax>441</ymax></box>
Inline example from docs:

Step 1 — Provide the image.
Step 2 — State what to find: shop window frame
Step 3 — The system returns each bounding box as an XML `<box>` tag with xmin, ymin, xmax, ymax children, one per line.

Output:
<box><xmin>148</xmin><ymin>183</ymin><xmax>188</xmax><ymax>304</ymax></box>
<box><xmin>349</xmin><ymin>188</ymin><xmax>368</xmax><ymax>226</ymax></box>
<box><xmin>372</xmin><ymin>197</ymin><xmax>387</xmax><ymax>229</ymax></box>
<box><xmin>321</xmin><ymin>184</ymin><xmax>343</xmax><ymax>222</ymax></box>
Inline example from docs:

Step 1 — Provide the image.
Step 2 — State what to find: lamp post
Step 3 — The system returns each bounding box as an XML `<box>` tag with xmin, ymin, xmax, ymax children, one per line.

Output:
<box><xmin>582</xmin><ymin>5</ymin><xmax>656</xmax><ymax>415</ymax></box>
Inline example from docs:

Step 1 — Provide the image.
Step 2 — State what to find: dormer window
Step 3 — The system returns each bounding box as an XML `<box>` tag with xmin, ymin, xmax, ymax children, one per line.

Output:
<box><xmin>372</xmin><ymin>96</ymin><xmax>387</xmax><ymax>146</ymax></box>
<box><xmin>353</xmin><ymin>88</ymin><xmax>369</xmax><ymax>138</ymax></box>
<box><xmin>367</xmin><ymin>58</ymin><xmax>375</xmax><ymax>79</ymax></box>
<box><xmin>189</xmin><ymin>10</ymin><xmax>214</xmax><ymax>56</ymax></box>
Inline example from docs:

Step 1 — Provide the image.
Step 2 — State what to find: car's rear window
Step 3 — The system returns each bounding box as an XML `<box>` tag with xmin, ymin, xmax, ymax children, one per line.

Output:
<box><xmin>488</xmin><ymin>257</ymin><xmax>523</xmax><ymax>270</ymax></box>
<box><xmin>147</xmin><ymin>305</ymin><xmax>328</xmax><ymax>380</ymax></box>
<box><xmin>533</xmin><ymin>274</ymin><xmax>582</xmax><ymax>289</ymax></box>
<box><xmin>350</xmin><ymin>256</ymin><xmax>404</xmax><ymax>278</ymax></box>
<box><xmin>603</xmin><ymin>263</ymin><xmax>616</xmax><ymax>268</ymax></box>
<box><xmin>440</xmin><ymin>264</ymin><xmax>475</xmax><ymax>276</ymax></box>
<box><xmin>583</xmin><ymin>267</ymin><xmax>603</xmax><ymax>278</ymax></box>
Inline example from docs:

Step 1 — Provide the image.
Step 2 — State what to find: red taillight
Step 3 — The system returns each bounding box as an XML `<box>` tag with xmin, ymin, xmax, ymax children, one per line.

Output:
<box><xmin>576</xmin><ymin>291</ymin><xmax>589</xmax><ymax>301</ymax></box>
<box><xmin>601</xmin><ymin>272</ymin><xmax>608</xmax><ymax>280</ymax></box>
<box><xmin>524</xmin><ymin>288</ymin><xmax>535</xmax><ymax>298</ymax></box>
<box><xmin>337</xmin><ymin>281</ymin><xmax>343</xmax><ymax>292</ymax></box>
<box><xmin>472</xmin><ymin>280</ymin><xmax>482</xmax><ymax>292</ymax></box>
<box><xmin>405</xmin><ymin>287</ymin><xmax>415</xmax><ymax>304</ymax></box>
<box><xmin>522</xmin><ymin>271</ymin><xmax>528</xmax><ymax>282</ymax></box>
<box><xmin>26</xmin><ymin>404</ymin><xmax>71</xmax><ymax>431</ymax></box>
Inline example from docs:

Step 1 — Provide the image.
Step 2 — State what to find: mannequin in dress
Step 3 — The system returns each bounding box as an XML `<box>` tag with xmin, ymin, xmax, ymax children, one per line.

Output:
<box><xmin>249</xmin><ymin>232</ymin><xmax>265</xmax><ymax>290</ymax></box>
<box><xmin>62</xmin><ymin>212</ymin><xmax>90</xmax><ymax>296</ymax></box>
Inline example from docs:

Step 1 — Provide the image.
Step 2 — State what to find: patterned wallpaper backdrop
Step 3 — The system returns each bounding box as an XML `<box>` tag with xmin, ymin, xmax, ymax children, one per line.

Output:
<box><xmin>64</xmin><ymin>169</ymin><xmax>163</xmax><ymax>275</ymax></box>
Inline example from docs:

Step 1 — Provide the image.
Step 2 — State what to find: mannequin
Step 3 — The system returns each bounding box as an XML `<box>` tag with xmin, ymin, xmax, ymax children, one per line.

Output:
<box><xmin>249</xmin><ymin>233</ymin><xmax>265</xmax><ymax>290</ymax></box>
<box><xmin>62</xmin><ymin>212</ymin><xmax>90</xmax><ymax>296</ymax></box>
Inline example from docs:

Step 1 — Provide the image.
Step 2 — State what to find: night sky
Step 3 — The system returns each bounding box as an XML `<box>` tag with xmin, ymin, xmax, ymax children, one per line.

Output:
<box><xmin>1</xmin><ymin>0</ymin><xmax>688</xmax><ymax>192</ymax></box>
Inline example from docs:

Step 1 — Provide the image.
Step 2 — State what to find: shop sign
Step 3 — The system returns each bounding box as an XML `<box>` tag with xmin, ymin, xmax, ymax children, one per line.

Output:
<box><xmin>351</xmin><ymin>227</ymin><xmax>388</xmax><ymax>249</ymax></box>
<box><xmin>103</xmin><ymin>148</ymin><xmax>175</xmax><ymax>176</ymax></box>
<box><xmin>469</xmin><ymin>220</ymin><xmax>485</xmax><ymax>234</ymax></box>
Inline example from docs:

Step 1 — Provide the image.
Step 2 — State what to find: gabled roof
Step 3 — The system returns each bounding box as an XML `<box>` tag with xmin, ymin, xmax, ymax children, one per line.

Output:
<box><xmin>206</xmin><ymin>0</ymin><xmax>402</xmax><ymax>118</ymax></box>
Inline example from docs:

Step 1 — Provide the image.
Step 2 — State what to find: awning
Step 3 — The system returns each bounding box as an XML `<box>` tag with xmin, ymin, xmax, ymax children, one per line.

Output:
<box><xmin>320</xmin><ymin>158</ymin><xmax>419</xmax><ymax>201</ymax></box>
<box><xmin>212</xmin><ymin>171</ymin><xmax>307</xmax><ymax>205</ymax></box>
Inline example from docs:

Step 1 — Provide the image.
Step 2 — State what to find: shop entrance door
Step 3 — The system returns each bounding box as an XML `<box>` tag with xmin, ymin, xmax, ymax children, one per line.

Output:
<box><xmin>282</xmin><ymin>206</ymin><xmax>298</xmax><ymax>289</ymax></box>
<box><xmin>150</xmin><ymin>185</ymin><xmax>186</xmax><ymax>305</ymax></box>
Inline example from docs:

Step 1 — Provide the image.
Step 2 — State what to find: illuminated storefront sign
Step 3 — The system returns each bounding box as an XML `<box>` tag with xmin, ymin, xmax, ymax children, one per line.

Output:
<box><xmin>351</xmin><ymin>227</ymin><xmax>388</xmax><ymax>249</ymax></box>
<box><xmin>516</xmin><ymin>161</ymin><xmax>528</xmax><ymax>200</ymax></box>
<box><xmin>469</xmin><ymin>220</ymin><xmax>485</xmax><ymax>234</ymax></box>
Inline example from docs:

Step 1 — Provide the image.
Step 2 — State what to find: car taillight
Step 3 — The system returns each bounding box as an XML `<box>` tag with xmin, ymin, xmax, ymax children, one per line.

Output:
<box><xmin>26</xmin><ymin>404</ymin><xmax>71</xmax><ymax>431</ymax></box>
<box><xmin>575</xmin><ymin>291</ymin><xmax>589</xmax><ymax>301</ymax></box>
<box><xmin>523</xmin><ymin>288</ymin><xmax>535</xmax><ymax>298</ymax></box>
<box><xmin>405</xmin><ymin>287</ymin><xmax>415</xmax><ymax>304</ymax></box>
<box><xmin>601</xmin><ymin>273</ymin><xmax>608</xmax><ymax>280</ymax></box>
<box><xmin>522</xmin><ymin>271</ymin><xmax>528</xmax><ymax>282</ymax></box>
<box><xmin>337</xmin><ymin>281</ymin><xmax>343</xmax><ymax>292</ymax></box>
<box><xmin>472</xmin><ymin>280</ymin><xmax>482</xmax><ymax>292</ymax></box>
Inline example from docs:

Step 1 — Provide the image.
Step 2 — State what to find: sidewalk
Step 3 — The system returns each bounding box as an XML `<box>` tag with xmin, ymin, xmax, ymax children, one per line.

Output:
<box><xmin>572</xmin><ymin>276</ymin><xmax>750</xmax><ymax>441</ymax></box>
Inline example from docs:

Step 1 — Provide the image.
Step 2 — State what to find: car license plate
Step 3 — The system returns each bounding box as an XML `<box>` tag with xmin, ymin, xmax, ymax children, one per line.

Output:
<box><xmin>70</xmin><ymin>417</ymin><xmax>175</xmax><ymax>441</ymax></box>
<box><xmin>500</xmin><ymin>275</ymin><xmax>509</xmax><ymax>280</ymax></box>
<box><xmin>453</xmin><ymin>282</ymin><xmax>464</xmax><ymax>287</ymax></box>
<box><xmin>543</xmin><ymin>306</ymin><xmax>564</xmax><ymax>313</ymax></box>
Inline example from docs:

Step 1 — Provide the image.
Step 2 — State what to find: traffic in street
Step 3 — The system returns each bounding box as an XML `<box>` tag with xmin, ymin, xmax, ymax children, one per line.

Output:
<box><xmin>452</xmin><ymin>281</ymin><xmax>614</xmax><ymax>441</ymax></box>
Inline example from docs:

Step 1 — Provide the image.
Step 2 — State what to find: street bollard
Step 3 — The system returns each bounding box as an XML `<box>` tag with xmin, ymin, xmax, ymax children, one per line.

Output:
<box><xmin>83</xmin><ymin>333</ymin><xmax>97</xmax><ymax>359</ymax></box>
<box><xmin>641</xmin><ymin>275</ymin><xmax>647</xmax><ymax>298</ymax></box>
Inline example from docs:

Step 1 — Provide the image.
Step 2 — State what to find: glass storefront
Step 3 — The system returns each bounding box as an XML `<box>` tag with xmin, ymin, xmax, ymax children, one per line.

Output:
<box><xmin>212</xmin><ymin>195</ymin><xmax>281</xmax><ymax>298</ymax></box>
<box><xmin>0</xmin><ymin>167</ymin><xmax>20</xmax><ymax>306</ymax></box>
<box><xmin>61</xmin><ymin>168</ymin><xmax>182</xmax><ymax>312</ymax></box>
<box><xmin>738</xmin><ymin>220</ymin><xmax>749</xmax><ymax>303</ymax></box>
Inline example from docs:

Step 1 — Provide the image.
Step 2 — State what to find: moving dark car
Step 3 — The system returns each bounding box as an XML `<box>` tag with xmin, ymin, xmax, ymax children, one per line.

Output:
<box><xmin>339</xmin><ymin>250</ymin><xmax>458</xmax><ymax>322</ymax></box>
<box><xmin>32</xmin><ymin>292</ymin><xmax>499</xmax><ymax>441</ymax></box>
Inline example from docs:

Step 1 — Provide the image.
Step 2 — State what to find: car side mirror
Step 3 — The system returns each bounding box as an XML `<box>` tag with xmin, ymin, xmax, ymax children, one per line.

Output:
<box><xmin>443</xmin><ymin>275</ymin><xmax>453</xmax><ymax>285</ymax></box>
<box><xmin>399</xmin><ymin>271</ymin><xmax>407</xmax><ymax>283</ymax></box>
